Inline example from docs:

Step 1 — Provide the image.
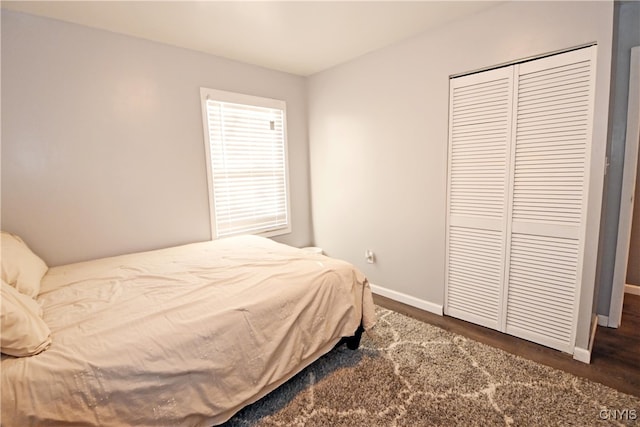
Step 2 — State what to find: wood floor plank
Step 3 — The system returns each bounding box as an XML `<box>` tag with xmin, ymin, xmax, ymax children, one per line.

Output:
<box><xmin>373</xmin><ymin>293</ymin><xmax>640</xmax><ymax>397</ymax></box>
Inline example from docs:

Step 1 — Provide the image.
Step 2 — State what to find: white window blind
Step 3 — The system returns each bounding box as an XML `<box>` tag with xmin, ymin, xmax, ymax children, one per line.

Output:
<box><xmin>200</xmin><ymin>88</ymin><xmax>291</xmax><ymax>238</ymax></box>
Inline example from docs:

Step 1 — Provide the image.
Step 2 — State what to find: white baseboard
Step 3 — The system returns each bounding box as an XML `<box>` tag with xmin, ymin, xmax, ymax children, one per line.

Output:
<box><xmin>573</xmin><ymin>346</ymin><xmax>591</xmax><ymax>364</ymax></box>
<box><xmin>597</xmin><ymin>314</ymin><xmax>609</xmax><ymax>327</ymax></box>
<box><xmin>625</xmin><ymin>284</ymin><xmax>640</xmax><ymax>296</ymax></box>
<box><xmin>369</xmin><ymin>283</ymin><xmax>443</xmax><ymax>316</ymax></box>
<box><xmin>573</xmin><ymin>314</ymin><xmax>596</xmax><ymax>364</ymax></box>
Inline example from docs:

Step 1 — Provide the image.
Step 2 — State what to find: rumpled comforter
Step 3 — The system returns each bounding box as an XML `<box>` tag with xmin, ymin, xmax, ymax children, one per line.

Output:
<box><xmin>1</xmin><ymin>235</ymin><xmax>375</xmax><ymax>426</ymax></box>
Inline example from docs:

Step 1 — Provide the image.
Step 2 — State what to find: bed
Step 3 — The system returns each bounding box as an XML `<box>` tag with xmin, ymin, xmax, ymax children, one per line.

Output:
<box><xmin>1</xmin><ymin>233</ymin><xmax>376</xmax><ymax>426</ymax></box>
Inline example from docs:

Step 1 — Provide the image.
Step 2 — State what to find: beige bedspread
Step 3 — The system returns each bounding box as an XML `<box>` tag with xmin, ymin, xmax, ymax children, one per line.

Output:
<box><xmin>1</xmin><ymin>235</ymin><xmax>375</xmax><ymax>426</ymax></box>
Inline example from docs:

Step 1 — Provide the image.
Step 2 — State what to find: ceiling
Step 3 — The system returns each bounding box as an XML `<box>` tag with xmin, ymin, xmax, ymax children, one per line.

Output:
<box><xmin>2</xmin><ymin>1</ymin><xmax>503</xmax><ymax>76</ymax></box>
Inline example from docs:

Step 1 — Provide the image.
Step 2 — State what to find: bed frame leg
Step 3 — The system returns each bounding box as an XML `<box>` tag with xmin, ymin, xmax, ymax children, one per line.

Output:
<box><xmin>345</xmin><ymin>324</ymin><xmax>365</xmax><ymax>350</ymax></box>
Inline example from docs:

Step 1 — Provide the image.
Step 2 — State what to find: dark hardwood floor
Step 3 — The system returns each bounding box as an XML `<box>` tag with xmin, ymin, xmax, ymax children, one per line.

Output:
<box><xmin>373</xmin><ymin>292</ymin><xmax>640</xmax><ymax>397</ymax></box>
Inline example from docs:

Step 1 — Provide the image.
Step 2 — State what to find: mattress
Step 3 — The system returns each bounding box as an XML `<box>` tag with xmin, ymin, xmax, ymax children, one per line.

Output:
<box><xmin>1</xmin><ymin>235</ymin><xmax>376</xmax><ymax>426</ymax></box>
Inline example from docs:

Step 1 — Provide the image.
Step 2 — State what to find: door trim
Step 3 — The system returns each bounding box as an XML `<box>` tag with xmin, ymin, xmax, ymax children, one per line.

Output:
<box><xmin>609</xmin><ymin>46</ymin><xmax>640</xmax><ymax>327</ymax></box>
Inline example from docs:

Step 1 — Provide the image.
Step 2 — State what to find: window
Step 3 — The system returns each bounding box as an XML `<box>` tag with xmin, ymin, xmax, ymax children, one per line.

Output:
<box><xmin>200</xmin><ymin>88</ymin><xmax>291</xmax><ymax>239</ymax></box>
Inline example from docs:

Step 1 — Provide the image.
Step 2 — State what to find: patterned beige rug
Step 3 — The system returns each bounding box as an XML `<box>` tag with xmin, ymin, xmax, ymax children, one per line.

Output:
<box><xmin>223</xmin><ymin>307</ymin><xmax>640</xmax><ymax>426</ymax></box>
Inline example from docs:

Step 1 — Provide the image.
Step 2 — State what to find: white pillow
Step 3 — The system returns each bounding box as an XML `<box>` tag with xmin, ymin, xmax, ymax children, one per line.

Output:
<box><xmin>1</xmin><ymin>231</ymin><xmax>48</xmax><ymax>298</ymax></box>
<box><xmin>1</xmin><ymin>280</ymin><xmax>52</xmax><ymax>357</ymax></box>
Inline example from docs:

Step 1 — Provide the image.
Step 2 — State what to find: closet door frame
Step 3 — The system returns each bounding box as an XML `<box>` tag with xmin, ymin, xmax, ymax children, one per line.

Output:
<box><xmin>609</xmin><ymin>46</ymin><xmax>640</xmax><ymax>327</ymax></box>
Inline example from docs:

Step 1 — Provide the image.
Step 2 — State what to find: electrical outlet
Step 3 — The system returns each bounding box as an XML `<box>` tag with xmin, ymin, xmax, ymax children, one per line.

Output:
<box><xmin>365</xmin><ymin>249</ymin><xmax>375</xmax><ymax>264</ymax></box>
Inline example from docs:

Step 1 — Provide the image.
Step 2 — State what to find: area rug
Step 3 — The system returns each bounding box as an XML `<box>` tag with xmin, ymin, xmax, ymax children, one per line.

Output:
<box><xmin>223</xmin><ymin>307</ymin><xmax>640</xmax><ymax>426</ymax></box>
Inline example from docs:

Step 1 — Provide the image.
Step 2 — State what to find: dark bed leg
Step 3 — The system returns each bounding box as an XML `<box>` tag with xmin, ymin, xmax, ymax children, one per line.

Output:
<box><xmin>344</xmin><ymin>324</ymin><xmax>365</xmax><ymax>350</ymax></box>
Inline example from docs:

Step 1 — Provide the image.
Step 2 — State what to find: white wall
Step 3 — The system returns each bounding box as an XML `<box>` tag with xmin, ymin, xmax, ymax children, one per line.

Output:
<box><xmin>1</xmin><ymin>3</ymin><xmax>616</xmax><ymax>353</ymax></box>
<box><xmin>308</xmin><ymin>1</ymin><xmax>613</xmax><ymax>350</ymax></box>
<box><xmin>1</xmin><ymin>10</ymin><xmax>312</xmax><ymax>266</ymax></box>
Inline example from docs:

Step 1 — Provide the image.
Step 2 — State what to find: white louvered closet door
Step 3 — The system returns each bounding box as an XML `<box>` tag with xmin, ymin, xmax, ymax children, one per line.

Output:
<box><xmin>445</xmin><ymin>46</ymin><xmax>596</xmax><ymax>354</ymax></box>
<box><xmin>504</xmin><ymin>47</ymin><xmax>596</xmax><ymax>353</ymax></box>
<box><xmin>445</xmin><ymin>67</ymin><xmax>514</xmax><ymax>330</ymax></box>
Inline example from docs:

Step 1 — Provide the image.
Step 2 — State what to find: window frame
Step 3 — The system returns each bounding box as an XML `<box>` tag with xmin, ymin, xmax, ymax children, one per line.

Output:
<box><xmin>199</xmin><ymin>87</ymin><xmax>292</xmax><ymax>239</ymax></box>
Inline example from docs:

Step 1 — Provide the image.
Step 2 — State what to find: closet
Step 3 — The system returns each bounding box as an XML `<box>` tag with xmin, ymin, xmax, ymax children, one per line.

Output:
<box><xmin>445</xmin><ymin>46</ymin><xmax>596</xmax><ymax>353</ymax></box>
